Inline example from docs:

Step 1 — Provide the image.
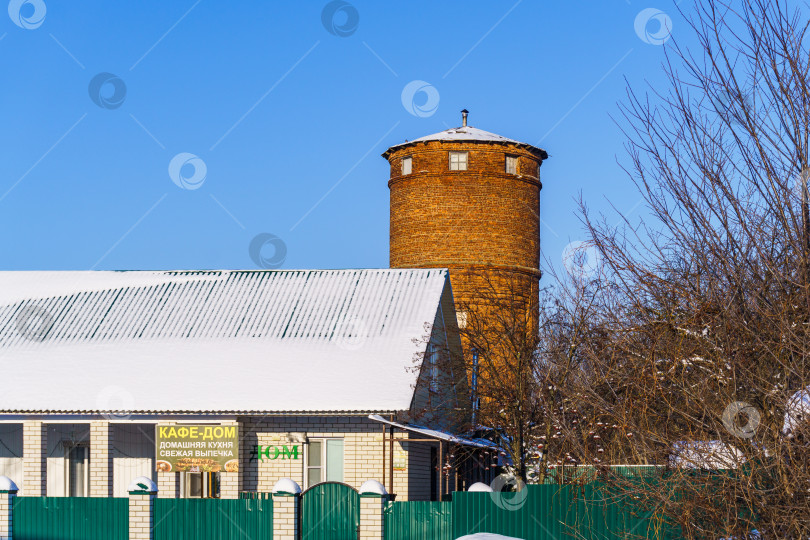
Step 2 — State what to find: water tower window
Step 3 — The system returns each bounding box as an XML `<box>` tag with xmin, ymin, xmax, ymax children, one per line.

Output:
<box><xmin>505</xmin><ymin>155</ymin><xmax>518</xmax><ymax>175</ymax></box>
<box><xmin>401</xmin><ymin>156</ymin><xmax>412</xmax><ymax>175</ymax></box>
<box><xmin>449</xmin><ymin>151</ymin><xmax>468</xmax><ymax>171</ymax></box>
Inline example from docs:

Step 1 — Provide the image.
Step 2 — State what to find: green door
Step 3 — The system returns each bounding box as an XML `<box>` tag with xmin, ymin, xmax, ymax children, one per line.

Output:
<box><xmin>301</xmin><ymin>482</ymin><xmax>360</xmax><ymax>540</ymax></box>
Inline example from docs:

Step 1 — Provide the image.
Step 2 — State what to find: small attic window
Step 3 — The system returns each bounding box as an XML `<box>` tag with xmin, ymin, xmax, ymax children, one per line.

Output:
<box><xmin>401</xmin><ymin>156</ymin><xmax>412</xmax><ymax>175</ymax></box>
<box><xmin>505</xmin><ymin>155</ymin><xmax>518</xmax><ymax>175</ymax></box>
<box><xmin>449</xmin><ymin>151</ymin><xmax>468</xmax><ymax>171</ymax></box>
<box><xmin>457</xmin><ymin>311</ymin><xmax>468</xmax><ymax>329</ymax></box>
<box><xmin>427</xmin><ymin>342</ymin><xmax>439</xmax><ymax>392</ymax></box>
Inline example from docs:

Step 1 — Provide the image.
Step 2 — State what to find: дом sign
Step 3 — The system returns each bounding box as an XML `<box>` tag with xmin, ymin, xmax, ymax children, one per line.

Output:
<box><xmin>155</xmin><ymin>424</ymin><xmax>239</xmax><ymax>473</ymax></box>
<box><xmin>257</xmin><ymin>445</ymin><xmax>300</xmax><ymax>460</ymax></box>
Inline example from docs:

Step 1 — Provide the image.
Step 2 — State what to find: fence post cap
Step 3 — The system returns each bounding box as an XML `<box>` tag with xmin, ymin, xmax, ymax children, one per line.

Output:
<box><xmin>127</xmin><ymin>476</ymin><xmax>158</xmax><ymax>494</ymax></box>
<box><xmin>0</xmin><ymin>476</ymin><xmax>17</xmax><ymax>494</ymax></box>
<box><xmin>468</xmin><ymin>482</ymin><xmax>493</xmax><ymax>492</ymax></box>
<box><xmin>272</xmin><ymin>478</ymin><xmax>301</xmax><ymax>496</ymax></box>
<box><xmin>359</xmin><ymin>479</ymin><xmax>388</xmax><ymax>497</ymax></box>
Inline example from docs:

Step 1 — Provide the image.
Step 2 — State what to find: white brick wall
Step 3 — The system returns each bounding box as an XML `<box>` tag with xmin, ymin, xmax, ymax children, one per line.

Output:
<box><xmin>157</xmin><ymin>471</ymin><xmax>178</xmax><ymax>498</ymax></box>
<box><xmin>13</xmin><ymin>415</ymin><xmax>440</xmax><ymax>503</ymax></box>
<box><xmin>219</xmin><ymin>420</ymin><xmax>239</xmax><ymax>499</ymax></box>
<box><xmin>128</xmin><ymin>493</ymin><xmax>154</xmax><ymax>540</ymax></box>
<box><xmin>90</xmin><ymin>421</ymin><xmax>114</xmax><ymax>497</ymax></box>
<box><xmin>359</xmin><ymin>497</ymin><xmax>386</xmax><ymax>540</ymax></box>
<box><xmin>239</xmin><ymin>415</ymin><xmax>429</xmax><ymax>501</ymax></box>
<box><xmin>22</xmin><ymin>421</ymin><xmax>46</xmax><ymax>497</ymax></box>
<box><xmin>272</xmin><ymin>495</ymin><xmax>298</xmax><ymax>540</ymax></box>
<box><xmin>219</xmin><ymin>472</ymin><xmax>238</xmax><ymax>499</ymax></box>
<box><xmin>0</xmin><ymin>493</ymin><xmax>13</xmax><ymax>540</ymax></box>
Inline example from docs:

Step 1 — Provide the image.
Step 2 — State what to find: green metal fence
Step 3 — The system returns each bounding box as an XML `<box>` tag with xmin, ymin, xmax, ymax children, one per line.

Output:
<box><xmin>239</xmin><ymin>491</ymin><xmax>273</xmax><ymax>500</ymax></box>
<box><xmin>384</xmin><ymin>500</ymin><xmax>452</xmax><ymax>540</ymax></box>
<box><xmin>153</xmin><ymin>498</ymin><xmax>273</xmax><ymax>540</ymax></box>
<box><xmin>385</xmin><ymin>484</ymin><xmax>682</xmax><ymax>540</ymax></box>
<box><xmin>12</xmin><ymin>496</ymin><xmax>129</xmax><ymax>540</ymax></box>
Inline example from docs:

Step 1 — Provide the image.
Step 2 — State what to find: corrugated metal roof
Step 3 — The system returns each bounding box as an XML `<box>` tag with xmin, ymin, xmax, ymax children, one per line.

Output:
<box><xmin>0</xmin><ymin>269</ymin><xmax>444</xmax><ymax>345</ymax></box>
<box><xmin>0</xmin><ymin>269</ymin><xmax>451</xmax><ymax>414</ymax></box>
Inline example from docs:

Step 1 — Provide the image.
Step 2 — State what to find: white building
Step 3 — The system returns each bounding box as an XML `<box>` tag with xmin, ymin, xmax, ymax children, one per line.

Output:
<box><xmin>0</xmin><ymin>269</ymin><xmax>496</xmax><ymax>500</ymax></box>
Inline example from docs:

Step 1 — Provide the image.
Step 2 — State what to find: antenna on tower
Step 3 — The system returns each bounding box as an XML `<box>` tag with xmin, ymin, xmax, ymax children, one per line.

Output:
<box><xmin>461</xmin><ymin>109</ymin><xmax>469</xmax><ymax>127</ymax></box>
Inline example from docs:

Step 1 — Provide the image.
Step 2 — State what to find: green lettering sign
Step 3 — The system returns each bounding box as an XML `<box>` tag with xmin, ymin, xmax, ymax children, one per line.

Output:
<box><xmin>257</xmin><ymin>445</ymin><xmax>300</xmax><ymax>460</ymax></box>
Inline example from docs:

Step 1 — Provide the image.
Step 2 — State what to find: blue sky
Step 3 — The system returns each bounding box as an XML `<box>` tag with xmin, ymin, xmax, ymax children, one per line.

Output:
<box><xmin>0</xmin><ymin>1</ymin><xmax>685</xmax><ymax>273</ymax></box>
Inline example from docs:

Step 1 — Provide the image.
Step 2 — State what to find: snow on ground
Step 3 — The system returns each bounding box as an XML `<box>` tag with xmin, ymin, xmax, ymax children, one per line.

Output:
<box><xmin>455</xmin><ymin>534</ymin><xmax>525</xmax><ymax>540</ymax></box>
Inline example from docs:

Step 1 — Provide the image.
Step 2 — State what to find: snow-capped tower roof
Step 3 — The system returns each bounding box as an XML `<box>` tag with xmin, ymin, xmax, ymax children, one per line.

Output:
<box><xmin>382</xmin><ymin>110</ymin><xmax>547</xmax><ymax>159</ymax></box>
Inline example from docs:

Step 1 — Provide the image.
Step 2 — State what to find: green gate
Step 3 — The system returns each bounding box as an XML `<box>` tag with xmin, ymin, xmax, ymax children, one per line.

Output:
<box><xmin>301</xmin><ymin>482</ymin><xmax>360</xmax><ymax>540</ymax></box>
<box><xmin>153</xmin><ymin>498</ymin><xmax>273</xmax><ymax>540</ymax></box>
<box><xmin>12</xmin><ymin>496</ymin><xmax>129</xmax><ymax>540</ymax></box>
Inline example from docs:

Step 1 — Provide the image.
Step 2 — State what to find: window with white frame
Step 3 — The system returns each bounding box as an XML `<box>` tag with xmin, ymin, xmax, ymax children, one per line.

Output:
<box><xmin>401</xmin><ymin>156</ymin><xmax>412</xmax><ymax>175</ymax></box>
<box><xmin>427</xmin><ymin>342</ymin><xmax>439</xmax><ymax>392</ymax></box>
<box><xmin>449</xmin><ymin>151</ymin><xmax>468</xmax><ymax>171</ymax></box>
<box><xmin>505</xmin><ymin>155</ymin><xmax>518</xmax><ymax>175</ymax></box>
<box><xmin>306</xmin><ymin>439</ymin><xmax>344</xmax><ymax>487</ymax></box>
<box><xmin>457</xmin><ymin>310</ymin><xmax>468</xmax><ymax>329</ymax></box>
<box><xmin>180</xmin><ymin>471</ymin><xmax>219</xmax><ymax>498</ymax></box>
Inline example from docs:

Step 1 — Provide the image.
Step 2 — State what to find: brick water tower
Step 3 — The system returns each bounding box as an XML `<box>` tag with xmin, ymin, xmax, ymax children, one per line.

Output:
<box><xmin>383</xmin><ymin>110</ymin><xmax>548</xmax><ymax>332</ymax></box>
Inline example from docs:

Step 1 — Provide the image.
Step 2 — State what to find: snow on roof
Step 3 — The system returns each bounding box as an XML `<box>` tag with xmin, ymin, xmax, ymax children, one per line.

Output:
<box><xmin>368</xmin><ymin>414</ymin><xmax>499</xmax><ymax>449</ymax></box>
<box><xmin>0</xmin><ymin>269</ymin><xmax>451</xmax><ymax>414</ymax></box>
<box><xmin>382</xmin><ymin>125</ymin><xmax>547</xmax><ymax>159</ymax></box>
<box><xmin>410</xmin><ymin>126</ymin><xmax>520</xmax><ymax>145</ymax></box>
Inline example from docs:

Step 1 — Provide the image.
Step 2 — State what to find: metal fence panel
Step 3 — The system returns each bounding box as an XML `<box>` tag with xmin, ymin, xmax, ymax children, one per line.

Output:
<box><xmin>450</xmin><ymin>484</ymin><xmax>681</xmax><ymax>540</ymax></box>
<box><xmin>383</xmin><ymin>483</ymin><xmax>681</xmax><ymax>540</ymax></box>
<box><xmin>154</xmin><ymin>498</ymin><xmax>273</xmax><ymax>540</ymax></box>
<box><xmin>239</xmin><ymin>492</ymin><xmax>272</xmax><ymax>500</ymax></box>
<box><xmin>384</xmin><ymin>501</ymin><xmax>452</xmax><ymax>540</ymax></box>
<box><xmin>12</xmin><ymin>496</ymin><xmax>128</xmax><ymax>540</ymax></box>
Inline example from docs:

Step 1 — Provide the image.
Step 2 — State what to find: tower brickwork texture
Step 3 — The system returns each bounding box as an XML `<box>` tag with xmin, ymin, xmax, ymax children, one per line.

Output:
<box><xmin>383</xmin><ymin>116</ymin><xmax>548</xmax><ymax>332</ymax></box>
